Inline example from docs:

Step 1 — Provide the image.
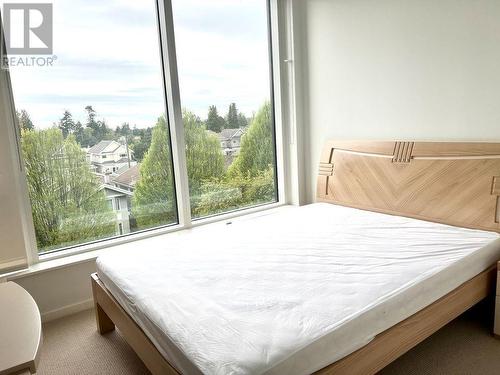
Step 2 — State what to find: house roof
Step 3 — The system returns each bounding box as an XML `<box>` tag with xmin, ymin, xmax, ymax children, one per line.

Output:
<box><xmin>87</xmin><ymin>140</ymin><xmax>121</xmax><ymax>154</ymax></box>
<box><xmin>218</xmin><ymin>128</ymin><xmax>244</xmax><ymax>141</ymax></box>
<box><xmin>95</xmin><ymin>157</ymin><xmax>132</xmax><ymax>165</ymax></box>
<box><xmin>115</xmin><ymin>164</ymin><xmax>130</xmax><ymax>175</ymax></box>
<box><xmin>113</xmin><ymin>164</ymin><xmax>140</xmax><ymax>187</ymax></box>
<box><xmin>100</xmin><ymin>183</ymin><xmax>133</xmax><ymax>196</ymax></box>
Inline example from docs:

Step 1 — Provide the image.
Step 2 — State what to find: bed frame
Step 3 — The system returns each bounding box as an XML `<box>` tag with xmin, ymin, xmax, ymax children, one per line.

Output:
<box><xmin>92</xmin><ymin>141</ymin><xmax>500</xmax><ymax>375</ymax></box>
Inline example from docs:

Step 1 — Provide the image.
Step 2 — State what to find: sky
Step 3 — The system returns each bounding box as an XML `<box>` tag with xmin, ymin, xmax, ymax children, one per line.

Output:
<box><xmin>5</xmin><ymin>0</ymin><xmax>271</xmax><ymax>129</ymax></box>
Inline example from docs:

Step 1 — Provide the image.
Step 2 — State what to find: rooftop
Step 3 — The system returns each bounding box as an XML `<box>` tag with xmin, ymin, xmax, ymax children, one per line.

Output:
<box><xmin>218</xmin><ymin>128</ymin><xmax>245</xmax><ymax>141</ymax></box>
<box><xmin>112</xmin><ymin>164</ymin><xmax>140</xmax><ymax>187</ymax></box>
<box><xmin>87</xmin><ymin>140</ymin><xmax>121</xmax><ymax>155</ymax></box>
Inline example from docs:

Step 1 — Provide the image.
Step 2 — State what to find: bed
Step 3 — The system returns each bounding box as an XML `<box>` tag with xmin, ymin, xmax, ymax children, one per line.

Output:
<box><xmin>92</xmin><ymin>141</ymin><xmax>500</xmax><ymax>375</ymax></box>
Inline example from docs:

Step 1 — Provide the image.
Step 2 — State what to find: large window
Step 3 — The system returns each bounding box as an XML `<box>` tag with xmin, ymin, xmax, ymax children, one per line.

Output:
<box><xmin>7</xmin><ymin>0</ymin><xmax>177</xmax><ymax>253</ymax></box>
<box><xmin>172</xmin><ymin>0</ymin><xmax>278</xmax><ymax>218</ymax></box>
<box><xmin>4</xmin><ymin>0</ymin><xmax>280</xmax><ymax>256</ymax></box>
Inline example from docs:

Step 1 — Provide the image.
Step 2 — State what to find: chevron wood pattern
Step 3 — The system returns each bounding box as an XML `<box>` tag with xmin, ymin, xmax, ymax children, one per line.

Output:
<box><xmin>317</xmin><ymin>141</ymin><xmax>500</xmax><ymax>232</ymax></box>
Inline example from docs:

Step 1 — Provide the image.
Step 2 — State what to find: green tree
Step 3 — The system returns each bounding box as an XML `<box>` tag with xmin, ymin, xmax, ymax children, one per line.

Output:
<box><xmin>116</xmin><ymin>123</ymin><xmax>131</xmax><ymax>137</ymax></box>
<box><xmin>133</xmin><ymin>112</ymin><xmax>225</xmax><ymax>223</ymax></box>
<box><xmin>20</xmin><ymin>128</ymin><xmax>114</xmax><ymax>251</ymax></box>
<box><xmin>228</xmin><ymin>102</ymin><xmax>274</xmax><ymax>177</ymax></box>
<box><xmin>206</xmin><ymin>105</ymin><xmax>225</xmax><ymax>132</ymax></box>
<box><xmin>238</xmin><ymin>113</ymin><xmax>248</xmax><ymax>128</ymax></box>
<box><xmin>84</xmin><ymin>105</ymin><xmax>112</xmax><ymax>145</ymax></box>
<box><xmin>85</xmin><ymin>105</ymin><xmax>97</xmax><ymax>128</ymax></box>
<box><xmin>184</xmin><ymin>110</ymin><xmax>225</xmax><ymax>191</ymax></box>
<box><xmin>130</xmin><ymin>127</ymin><xmax>152</xmax><ymax>162</ymax></box>
<box><xmin>183</xmin><ymin>110</ymin><xmax>228</xmax><ymax>216</ymax></box>
<box><xmin>132</xmin><ymin>117</ymin><xmax>176</xmax><ymax>228</ymax></box>
<box><xmin>98</xmin><ymin>119</ymin><xmax>114</xmax><ymax>141</ymax></box>
<box><xmin>58</xmin><ymin>110</ymin><xmax>76</xmax><ymax>138</ymax></box>
<box><xmin>84</xmin><ymin>105</ymin><xmax>99</xmax><ymax>146</ymax></box>
<box><xmin>193</xmin><ymin>180</ymin><xmax>242</xmax><ymax>217</ymax></box>
<box><xmin>17</xmin><ymin>109</ymin><xmax>34</xmax><ymax>131</ymax></box>
<box><xmin>226</xmin><ymin>103</ymin><xmax>239</xmax><ymax>129</ymax></box>
<box><xmin>79</xmin><ymin>127</ymin><xmax>97</xmax><ymax>148</ymax></box>
<box><xmin>225</xmin><ymin>102</ymin><xmax>276</xmax><ymax>205</ymax></box>
<box><xmin>73</xmin><ymin>121</ymin><xmax>85</xmax><ymax>145</ymax></box>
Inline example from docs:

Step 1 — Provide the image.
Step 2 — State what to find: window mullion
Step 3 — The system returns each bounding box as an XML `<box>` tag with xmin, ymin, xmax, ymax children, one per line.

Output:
<box><xmin>275</xmin><ymin>0</ymin><xmax>307</xmax><ymax>206</ymax></box>
<box><xmin>269</xmin><ymin>0</ymin><xmax>287</xmax><ymax>205</ymax></box>
<box><xmin>156</xmin><ymin>0</ymin><xmax>192</xmax><ymax>228</ymax></box>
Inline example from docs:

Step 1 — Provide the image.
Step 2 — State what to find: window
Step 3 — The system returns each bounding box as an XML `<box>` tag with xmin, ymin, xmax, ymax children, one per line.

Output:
<box><xmin>4</xmin><ymin>0</ymin><xmax>282</xmax><ymax>257</ymax></box>
<box><xmin>8</xmin><ymin>0</ymin><xmax>178</xmax><ymax>254</ymax></box>
<box><xmin>172</xmin><ymin>0</ymin><xmax>278</xmax><ymax>219</ymax></box>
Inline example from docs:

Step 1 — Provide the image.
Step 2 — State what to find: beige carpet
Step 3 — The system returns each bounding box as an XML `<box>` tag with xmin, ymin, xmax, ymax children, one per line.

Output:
<box><xmin>37</xmin><ymin>308</ymin><xmax>149</xmax><ymax>375</ymax></box>
<box><xmin>37</xmin><ymin>299</ymin><xmax>500</xmax><ymax>375</ymax></box>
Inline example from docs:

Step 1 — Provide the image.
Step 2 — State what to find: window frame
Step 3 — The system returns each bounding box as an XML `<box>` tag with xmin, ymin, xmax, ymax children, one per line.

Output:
<box><xmin>4</xmin><ymin>0</ymin><xmax>294</xmax><ymax>265</ymax></box>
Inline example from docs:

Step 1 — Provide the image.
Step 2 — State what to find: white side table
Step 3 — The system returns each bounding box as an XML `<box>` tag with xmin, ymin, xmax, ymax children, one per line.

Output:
<box><xmin>0</xmin><ymin>282</ymin><xmax>42</xmax><ymax>374</ymax></box>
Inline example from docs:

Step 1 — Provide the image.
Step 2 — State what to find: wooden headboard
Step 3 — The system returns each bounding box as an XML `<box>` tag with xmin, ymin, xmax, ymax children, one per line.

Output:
<box><xmin>317</xmin><ymin>141</ymin><xmax>500</xmax><ymax>232</ymax></box>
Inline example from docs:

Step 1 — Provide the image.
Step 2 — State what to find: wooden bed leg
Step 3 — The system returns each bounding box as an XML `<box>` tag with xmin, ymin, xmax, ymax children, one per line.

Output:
<box><xmin>495</xmin><ymin>263</ymin><xmax>500</xmax><ymax>339</ymax></box>
<box><xmin>495</xmin><ymin>299</ymin><xmax>500</xmax><ymax>338</ymax></box>
<box><xmin>91</xmin><ymin>273</ymin><xmax>115</xmax><ymax>334</ymax></box>
<box><xmin>95</xmin><ymin>302</ymin><xmax>115</xmax><ymax>334</ymax></box>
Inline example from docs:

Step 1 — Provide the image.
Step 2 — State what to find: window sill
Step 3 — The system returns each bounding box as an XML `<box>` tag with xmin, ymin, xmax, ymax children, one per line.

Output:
<box><xmin>5</xmin><ymin>202</ymin><xmax>291</xmax><ymax>282</ymax></box>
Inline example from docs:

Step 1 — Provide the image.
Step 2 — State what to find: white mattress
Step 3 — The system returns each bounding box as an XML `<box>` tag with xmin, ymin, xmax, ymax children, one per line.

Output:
<box><xmin>96</xmin><ymin>203</ymin><xmax>500</xmax><ymax>375</ymax></box>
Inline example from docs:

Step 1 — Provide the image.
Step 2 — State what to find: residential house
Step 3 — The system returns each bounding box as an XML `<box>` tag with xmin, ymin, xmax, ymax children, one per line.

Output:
<box><xmin>217</xmin><ymin>128</ymin><xmax>246</xmax><ymax>156</ymax></box>
<box><xmin>101</xmin><ymin>184</ymin><xmax>133</xmax><ymax>235</ymax></box>
<box><xmin>87</xmin><ymin>140</ymin><xmax>136</xmax><ymax>175</ymax></box>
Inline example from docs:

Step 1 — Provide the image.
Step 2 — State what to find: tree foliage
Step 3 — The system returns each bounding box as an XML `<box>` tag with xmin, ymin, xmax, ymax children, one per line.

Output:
<box><xmin>81</xmin><ymin>105</ymin><xmax>113</xmax><ymax>146</ymax></box>
<box><xmin>58</xmin><ymin>110</ymin><xmax>76</xmax><ymax>138</ymax></box>
<box><xmin>73</xmin><ymin>121</ymin><xmax>84</xmax><ymax>144</ymax></box>
<box><xmin>132</xmin><ymin>117</ymin><xmax>176</xmax><ymax>228</ymax></box>
<box><xmin>19</xmin><ymin>101</ymin><xmax>277</xmax><ymax>247</ymax></box>
<box><xmin>189</xmin><ymin>102</ymin><xmax>276</xmax><ymax>216</ymax></box>
<box><xmin>20</xmin><ymin>127</ymin><xmax>114</xmax><ymax>251</ymax></box>
<box><xmin>228</xmin><ymin>102</ymin><xmax>274</xmax><ymax>177</ymax></box>
<box><xmin>184</xmin><ymin>110</ymin><xmax>225</xmax><ymax>190</ymax></box>
<box><xmin>17</xmin><ymin>109</ymin><xmax>34</xmax><ymax>131</ymax></box>
<box><xmin>237</xmin><ymin>113</ymin><xmax>248</xmax><ymax>128</ymax></box>
<box><xmin>228</xmin><ymin>166</ymin><xmax>275</xmax><ymax>204</ymax></box>
<box><xmin>206</xmin><ymin>105</ymin><xmax>225</xmax><ymax>132</ymax></box>
<box><xmin>116</xmin><ymin>123</ymin><xmax>131</xmax><ymax>137</ymax></box>
<box><xmin>226</xmin><ymin>103</ymin><xmax>239</xmax><ymax>129</ymax></box>
<box><xmin>130</xmin><ymin>127</ymin><xmax>152</xmax><ymax>162</ymax></box>
<box><xmin>192</xmin><ymin>179</ymin><xmax>242</xmax><ymax>217</ymax></box>
<box><xmin>133</xmin><ymin>112</ymin><xmax>226</xmax><ymax>223</ymax></box>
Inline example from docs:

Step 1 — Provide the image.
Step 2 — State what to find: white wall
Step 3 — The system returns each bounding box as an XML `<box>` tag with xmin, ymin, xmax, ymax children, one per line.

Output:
<box><xmin>301</xmin><ymin>0</ymin><xmax>500</xmax><ymax>201</ymax></box>
<box><xmin>13</xmin><ymin>260</ymin><xmax>96</xmax><ymax>322</ymax></box>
